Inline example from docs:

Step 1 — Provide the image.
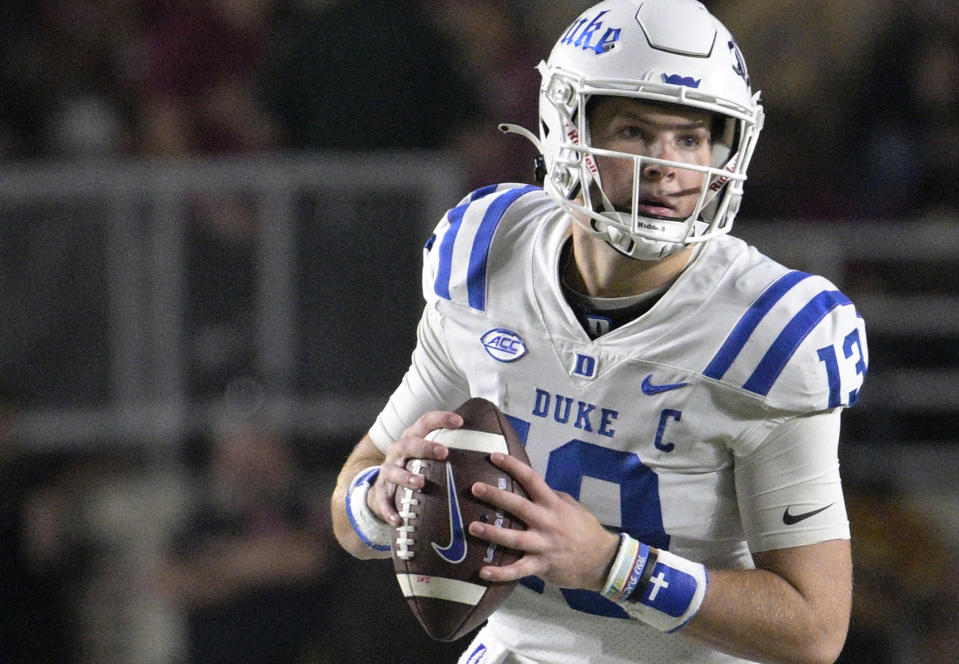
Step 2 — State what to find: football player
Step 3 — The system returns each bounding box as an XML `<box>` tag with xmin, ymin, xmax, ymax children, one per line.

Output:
<box><xmin>332</xmin><ymin>1</ymin><xmax>867</xmax><ymax>662</ymax></box>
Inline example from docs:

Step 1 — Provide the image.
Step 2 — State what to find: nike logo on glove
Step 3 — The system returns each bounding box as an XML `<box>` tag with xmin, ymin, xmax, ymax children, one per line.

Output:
<box><xmin>641</xmin><ymin>374</ymin><xmax>690</xmax><ymax>395</ymax></box>
<box><xmin>432</xmin><ymin>463</ymin><xmax>468</xmax><ymax>564</ymax></box>
<box><xmin>782</xmin><ymin>503</ymin><xmax>834</xmax><ymax>525</ymax></box>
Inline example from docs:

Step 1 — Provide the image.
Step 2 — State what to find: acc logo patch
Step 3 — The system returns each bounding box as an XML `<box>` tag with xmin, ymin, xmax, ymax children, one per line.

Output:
<box><xmin>481</xmin><ymin>328</ymin><xmax>527</xmax><ymax>363</ymax></box>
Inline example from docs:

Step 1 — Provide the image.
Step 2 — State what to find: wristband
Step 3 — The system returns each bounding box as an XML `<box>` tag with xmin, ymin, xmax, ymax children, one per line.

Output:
<box><xmin>603</xmin><ymin>533</ymin><xmax>709</xmax><ymax>633</ymax></box>
<box><xmin>601</xmin><ymin>533</ymin><xmax>650</xmax><ymax>601</ymax></box>
<box><xmin>345</xmin><ymin>466</ymin><xmax>392</xmax><ymax>551</ymax></box>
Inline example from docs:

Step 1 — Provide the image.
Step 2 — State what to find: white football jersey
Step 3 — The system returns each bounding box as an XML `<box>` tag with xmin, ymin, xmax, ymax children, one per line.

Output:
<box><xmin>369</xmin><ymin>184</ymin><xmax>868</xmax><ymax>664</ymax></box>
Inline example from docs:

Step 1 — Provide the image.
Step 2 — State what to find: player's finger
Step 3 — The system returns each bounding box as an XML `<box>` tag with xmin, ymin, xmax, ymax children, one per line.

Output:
<box><xmin>488</xmin><ymin>452</ymin><xmax>552</xmax><ymax>502</ymax></box>
<box><xmin>471</xmin><ymin>480</ymin><xmax>541</xmax><ymax>526</ymax></box>
<box><xmin>402</xmin><ymin>410</ymin><xmax>464</xmax><ymax>439</ymax></box>
<box><xmin>378</xmin><ymin>460</ymin><xmax>426</xmax><ymax>490</ymax></box>
<box><xmin>468</xmin><ymin>519</ymin><xmax>538</xmax><ymax>553</ymax></box>
<box><xmin>479</xmin><ymin>556</ymin><xmax>540</xmax><ymax>583</ymax></box>
<box><xmin>368</xmin><ymin>480</ymin><xmax>401</xmax><ymax>525</ymax></box>
<box><xmin>382</xmin><ymin>436</ymin><xmax>449</xmax><ymax>480</ymax></box>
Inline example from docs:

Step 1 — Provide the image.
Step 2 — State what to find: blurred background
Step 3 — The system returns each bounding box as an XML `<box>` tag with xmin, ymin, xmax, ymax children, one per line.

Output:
<box><xmin>0</xmin><ymin>0</ymin><xmax>957</xmax><ymax>662</ymax></box>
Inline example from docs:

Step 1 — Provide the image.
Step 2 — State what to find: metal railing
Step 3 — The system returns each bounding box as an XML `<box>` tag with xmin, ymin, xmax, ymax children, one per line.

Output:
<box><xmin>2</xmin><ymin>155</ymin><xmax>957</xmax><ymax>459</ymax></box>
<box><xmin>1</xmin><ymin>152</ymin><xmax>463</xmax><ymax>449</ymax></box>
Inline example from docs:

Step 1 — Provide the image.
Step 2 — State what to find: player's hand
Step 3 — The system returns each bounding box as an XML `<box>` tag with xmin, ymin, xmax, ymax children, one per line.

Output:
<box><xmin>468</xmin><ymin>452</ymin><xmax>620</xmax><ymax>591</ymax></box>
<box><xmin>368</xmin><ymin>410</ymin><xmax>462</xmax><ymax>526</ymax></box>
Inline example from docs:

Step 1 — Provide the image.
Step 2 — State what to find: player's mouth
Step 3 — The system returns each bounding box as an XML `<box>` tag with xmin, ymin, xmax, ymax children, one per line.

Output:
<box><xmin>635</xmin><ymin>194</ymin><xmax>677</xmax><ymax>218</ymax></box>
<box><xmin>610</xmin><ymin>194</ymin><xmax>683</xmax><ymax>220</ymax></box>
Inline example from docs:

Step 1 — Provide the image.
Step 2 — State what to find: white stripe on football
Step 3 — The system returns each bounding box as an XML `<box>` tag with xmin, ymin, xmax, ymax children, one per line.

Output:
<box><xmin>425</xmin><ymin>428</ymin><xmax>508</xmax><ymax>455</ymax></box>
<box><xmin>396</xmin><ymin>573</ymin><xmax>487</xmax><ymax>606</ymax></box>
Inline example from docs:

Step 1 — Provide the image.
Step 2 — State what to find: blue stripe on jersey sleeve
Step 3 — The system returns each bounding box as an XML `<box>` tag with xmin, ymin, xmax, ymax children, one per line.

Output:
<box><xmin>434</xmin><ymin>203</ymin><xmax>468</xmax><ymax>300</ymax></box>
<box><xmin>467</xmin><ymin>185</ymin><xmax>539</xmax><ymax>310</ymax></box>
<box><xmin>703</xmin><ymin>270</ymin><xmax>811</xmax><ymax>380</ymax></box>
<box><xmin>742</xmin><ymin>289</ymin><xmax>852</xmax><ymax>396</ymax></box>
<box><xmin>470</xmin><ymin>184</ymin><xmax>501</xmax><ymax>200</ymax></box>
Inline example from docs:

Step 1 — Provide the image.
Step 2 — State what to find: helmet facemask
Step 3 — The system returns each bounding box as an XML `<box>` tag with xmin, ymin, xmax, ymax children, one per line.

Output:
<box><xmin>540</xmin><ymin>65</ymin><xmax>761</xmax><ymax>261</ymax></box>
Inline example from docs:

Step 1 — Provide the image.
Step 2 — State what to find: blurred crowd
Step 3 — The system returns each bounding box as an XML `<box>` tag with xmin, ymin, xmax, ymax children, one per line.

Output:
<box><xmin>0</xmin><ymin>0</ymin><xmax>547</xmax><ymax>190</ymax></box>
<box><xmin>1</xmin><ymin>1</ymin><xmax>958</xmax><ymax>663</ymax></box>
<box><xmin>1</xmin><ymin>0</ymin><xmax>957</xmax><ymax>217</ymax></box>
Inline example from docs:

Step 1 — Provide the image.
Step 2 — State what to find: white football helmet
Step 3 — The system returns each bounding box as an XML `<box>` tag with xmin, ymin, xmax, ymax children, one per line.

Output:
<box><xmin>503</xmin><ymin>0</ymin><xmax>764</xmax><ymax>260</ymax></box>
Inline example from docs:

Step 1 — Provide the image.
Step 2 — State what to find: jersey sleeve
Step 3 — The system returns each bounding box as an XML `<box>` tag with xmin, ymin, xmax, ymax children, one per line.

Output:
<box><xmin>763</xmin><ymin>278</ymin><xmax>868</xmax><ymax>413</ymax></box>
<box><xmin>734</xmin><ymin>409</ymin><xmax>849</xmax><ymax>552</ymax></box>
<box><xmin>421</xmin><ymin>183</ymin><xmax>544</xmax><ymax>310</ymax></box>
<box><xmin>703</xmin><ymin>270</ymin><xmax>869</xmax><ymax>415</ymax></box>
<box><xmin>368</xmin><ymin>304</ymin><xmax>470</xmax><ymax>452</ymax></box>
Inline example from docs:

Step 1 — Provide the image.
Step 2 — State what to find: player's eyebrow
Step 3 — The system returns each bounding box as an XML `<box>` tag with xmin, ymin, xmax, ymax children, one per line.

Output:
<box><xmin>635</xmin><ymin>117</ymin><xmax>709</xmax><ymax>132</ymax></box>
<box><xmin>615</xmin><ymin>108</ymin><xmax>710</xmax><ymax>132</ymax></box>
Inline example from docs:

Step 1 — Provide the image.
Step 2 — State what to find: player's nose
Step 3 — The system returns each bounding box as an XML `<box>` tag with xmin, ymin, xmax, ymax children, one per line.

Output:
<box><xmin>640</xmin><ymin>150</ymin><xmax>677</xmax><ymax>180</ymax></box>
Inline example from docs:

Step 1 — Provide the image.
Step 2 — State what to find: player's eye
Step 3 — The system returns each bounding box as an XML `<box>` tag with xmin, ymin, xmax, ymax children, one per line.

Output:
<box><xmin>680</xmin><ymin>132</ymin><xmax>710</xmax><ymax>149</ymax></box>
<box><xmin>613</xmin><ymin>127</ymin><xmax>650</xmax><ymax>148</ymax></box>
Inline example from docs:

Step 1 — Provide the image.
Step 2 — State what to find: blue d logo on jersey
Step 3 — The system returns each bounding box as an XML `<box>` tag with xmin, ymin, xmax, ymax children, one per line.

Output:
<box><xmin>573</xmin><ymin>353</ymin><xmax>597</xmax><ymax>378</ymax></box>
<box><xmin>481</xmin><ymin>328</ymin><xmax>527</xmax><ymax>362</ymax></box>
<box><xmin>560</xmin><ymin>10</ymin><xmax>621</xmax><ymax>55</ymax></box>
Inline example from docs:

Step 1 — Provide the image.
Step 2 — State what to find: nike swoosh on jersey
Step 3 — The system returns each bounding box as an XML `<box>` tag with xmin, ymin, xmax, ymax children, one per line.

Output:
<box><xmin>782</xmin><ymin>503</ymin><xmax>834</xmax><ymax>525</ymax></box>
<box><xmin>641</xmin><ymin>375</ymin><xmax>690</xmax><ymax>395</ymax></box>
<box><xmin>432</xmin><ymin>462</ymin><xmax>468</xmax><ymax>563</ymax></box>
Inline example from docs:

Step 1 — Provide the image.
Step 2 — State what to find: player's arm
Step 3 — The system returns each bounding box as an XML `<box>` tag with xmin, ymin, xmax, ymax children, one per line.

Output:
<box><xmin>683</xmin><ymin>539</ymin><xmax>850</xmax><ymax>664</ymax></box>
<box><xmin>331</xmin><ymin>434</ymin><xmax>390</xmax><ymax>560</ymax></box>
<box><xmin>678</xmin><ymin>409</ymin><xmax>852</xmax><ymax>663</ymax></box>
<box><xmin>331</xmin><ymin>411</ymin><xmax>463</xmax><ymax>560</ymax></box>
<box><xmin>470</xmin><ymin>411</ymin><xmax>851</xmax><ymax>664</ymax></box>
<box><xmin>472</xmin><ymin>454</ymin><xmax>849</xmax><ymax>664</ymax></box>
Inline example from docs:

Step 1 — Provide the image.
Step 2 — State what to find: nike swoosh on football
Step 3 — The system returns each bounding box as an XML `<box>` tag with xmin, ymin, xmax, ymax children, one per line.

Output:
<box><xmin>641</xmin><ymin>374</ymin><xmax>690</xmax><ymax>395</ymax></box>
<box><xmin>782</xmin><ymin>503</ymin><xmax>834</xmax><ymax>525</ymax></box>
<box><xmin>432</xmin><ymin>462</ymin><xmax>468</xmax><ymax>564</ymax></box>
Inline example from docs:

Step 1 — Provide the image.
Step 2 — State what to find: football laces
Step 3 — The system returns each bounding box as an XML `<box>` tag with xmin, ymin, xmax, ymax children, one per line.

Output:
<box><xmin>395</xmin><ymin>459</ymin><xmax>426</xmax><ymax>560</ymax></box>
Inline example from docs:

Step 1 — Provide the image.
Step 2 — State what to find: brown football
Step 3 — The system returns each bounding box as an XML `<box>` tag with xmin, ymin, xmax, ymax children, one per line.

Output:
<box><xmin>391</xmin><ymin>397</ymin><xmax>530</xmax><ymax>641</ymax></box>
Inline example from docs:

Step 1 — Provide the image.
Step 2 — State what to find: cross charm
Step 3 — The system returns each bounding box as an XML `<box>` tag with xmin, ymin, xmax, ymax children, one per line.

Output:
<box><xmin>647</xmin><ymin>570</ymin><xmax>670</xmax><ymax>601</ymax></box>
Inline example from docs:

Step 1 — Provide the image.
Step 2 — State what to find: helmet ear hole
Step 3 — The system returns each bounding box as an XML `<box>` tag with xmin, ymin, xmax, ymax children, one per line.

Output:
<box><xmin>710</xmin><ymin>115</ymin><xmax>737</xmax><ymax>169</ymax></box>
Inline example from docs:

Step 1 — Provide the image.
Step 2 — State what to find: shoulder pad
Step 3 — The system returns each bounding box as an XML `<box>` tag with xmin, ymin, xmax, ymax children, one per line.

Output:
<box><xmin>703</xmin><ymin>270</ymin><xmax>868</xmax><ymax>412</ymax></box>
<box><xmin>421</xmin><ymin>184</ymin><xmax>545</xmax><ymax>310</ymax></box>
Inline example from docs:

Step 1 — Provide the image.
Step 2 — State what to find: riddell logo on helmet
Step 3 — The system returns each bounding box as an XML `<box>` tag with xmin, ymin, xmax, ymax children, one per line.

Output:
<box><xmin>566</xmin><ymin>127</ymin><xmax>599</xmax><ymax>174</ymax></box>
<box><xmin>561</xmin><ymin>10</ymin><xmax>622</xmax><ymax>54</ymax></box>
<box><xmin>708</xmin><ymin>154</ymin><xmax>739</xmax><ymax>191</ymax></box>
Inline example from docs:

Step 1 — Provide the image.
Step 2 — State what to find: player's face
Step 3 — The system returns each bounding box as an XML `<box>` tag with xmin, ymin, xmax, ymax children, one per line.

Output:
<box><xmin>588</xmin><ymin>98</ymin><xmax>713</xmax><ymax>220</ymax></box>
